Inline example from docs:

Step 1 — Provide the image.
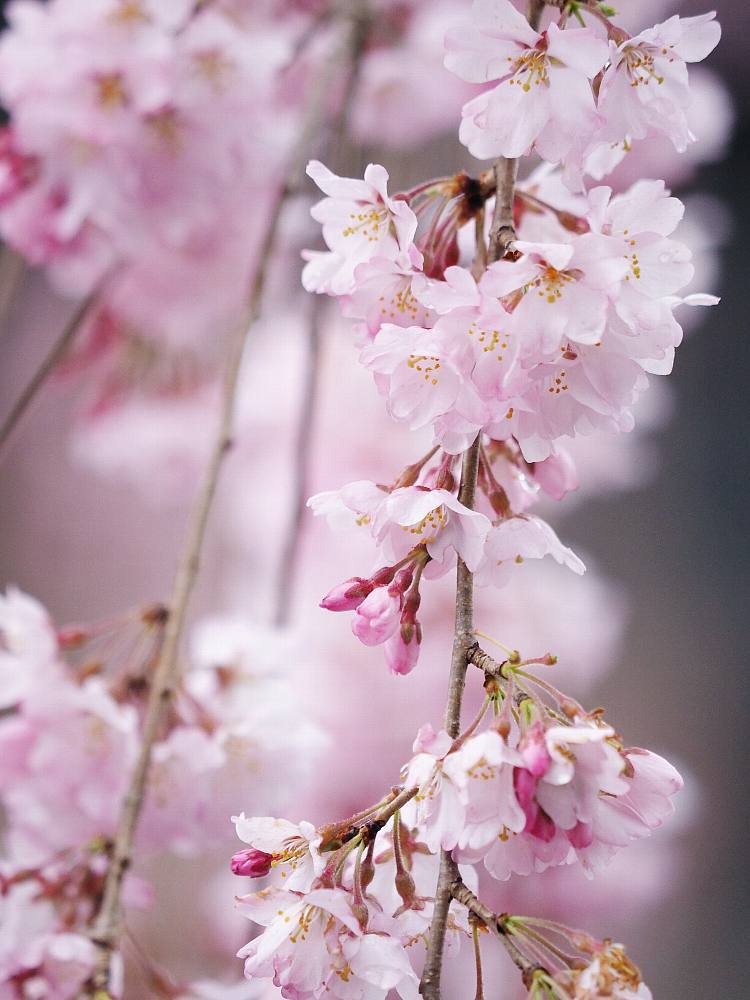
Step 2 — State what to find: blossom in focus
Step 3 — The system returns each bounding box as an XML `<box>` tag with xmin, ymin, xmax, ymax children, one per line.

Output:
<box><xmin>597</xmin><ymin>13</ymin><xmax>721</xmax><ymax>155</ymax></box>
<box><xmin>232</xmin><ymin>814</ymin><xmax>322</xmax><ymax>892</ymax></box>
<box><xmin>444</xmin><ymin>0</ymin><xmax>608</xmax><ymax>162</ymax></box>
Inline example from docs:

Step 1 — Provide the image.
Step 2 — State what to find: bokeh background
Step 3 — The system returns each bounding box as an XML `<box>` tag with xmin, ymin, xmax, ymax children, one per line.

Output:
<box><xmin>0</xmin><ymin>1</ymin><xmax>748</xmax><ymax>997</ymax></box>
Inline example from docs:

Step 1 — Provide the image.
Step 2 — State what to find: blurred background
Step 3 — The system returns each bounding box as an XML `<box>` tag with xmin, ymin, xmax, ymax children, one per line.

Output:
<box><xmin>0</xmin><ymin>1</ymin><xmax>747</xmax><ymax>997</ymax></box>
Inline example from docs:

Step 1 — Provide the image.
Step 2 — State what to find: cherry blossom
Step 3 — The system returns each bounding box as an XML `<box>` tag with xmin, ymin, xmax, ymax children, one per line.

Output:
<box><xmin>476</xmin><ymin>514</ymin><xmax>586</xmax><ymax>588</ymax></box>
<box><xmin>236</xmin><ymin>885</ymin><xmax>420</xmax><ymax>1000</ymax></box>
<box><xmin>302</xmin><ymin>161</ymin><xmax>419</xmax><ymax>297</ymax></box>
<box><xmin>543</xmin><ymin>942</ymin><xmax>654</xmax><ymax>999</ymax></box>
<box><xmin>444</xmin><ymin>0</ymin><xmax>608</xmax><ymax>162</ymax></box>
<box><xmin>597</xmin><ymin>13</ymin><xmax>721</xmax><ymax>155</ymax></box>
<box><xmin>232</xmin><ymin>815</ymin><xmax>322</xmax><ymax>892</ymax></box>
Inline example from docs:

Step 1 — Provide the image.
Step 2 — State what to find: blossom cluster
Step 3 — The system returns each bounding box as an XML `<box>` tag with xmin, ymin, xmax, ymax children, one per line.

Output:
<box><xmin>305</xmin><ymin>162</ymin><xmax>716</xmax><ymax>463</ymax></box>
<box><xmin>0</xmin><ymin>587</ymin><xmax>321</xmax><ymax>995</ymax></box>
<box><xmin>445</xmin><ymin>0</ymin><xmax>721</xmax><ymax>183</ymax></box>
<box><xmin>301</xmin><ymin>6</ymin><xmax>719</xmax><ymax>680</ymax></box>
<box><xmin>310</xmin><ymin>442</ymin><xmax>584</xmax><ymax>674</ymax></box>
<box><xmin>231</xmin><ymin>649</ymin><xmax>677</xmax><ymax>998</ymax></box>
<box><xmin>231</xmin><ymin>1</ymin><xmax>723</xmax><ymax>997</ymax></box>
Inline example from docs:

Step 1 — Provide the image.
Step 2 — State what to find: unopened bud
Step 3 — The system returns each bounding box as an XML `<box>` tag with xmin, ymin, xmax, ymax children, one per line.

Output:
<box><xmin>57</xmin><ymin>627</ymin><xmax>88</xmax><ymax>649</ymax></box>
<box><xmin>395</xmin><ymin>869</ymin><xmax>417</xmax><ymax>907</ymax></box>
<box><xmin>320</xmin><ymin>577</ymin><xmax>373</xmax><ymax>612</ymax></box>
<box><xmin>557</xmin><ymin>210</ymin><xmax>589</xmax><ymax>234</ymax></box>
<box><xmin>351</xmin><ymin>899</ymin><xmax>369</xmax><ymax>929</ymax></box>
<box><xmin>371</xmin><ymin>565</ymin><xmax>398</xmax><ymax>587</ymax></box>
<box><xmin>434</xmin><ymin>468</ymin><xmax>456</xmax><ymax>492</ymax></box>
<box><xmin>489</xmin><ymin>489</ymin><xmax>510</xmax><ymax>518</ymax></box>
<box><xmin>231</xmin><ymin>847</ymin><xmax>273</xmax><ymax>878</ymax></box>
<box><xmin>390</xmin><ymin>568</ymin><xmax>414</xmax><ymax>595</ymax></box>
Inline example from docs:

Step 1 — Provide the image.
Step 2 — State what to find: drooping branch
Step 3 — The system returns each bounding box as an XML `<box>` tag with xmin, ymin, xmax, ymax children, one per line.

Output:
<box><xmin>85</xmin><ymin>15</ymin><xmax>364</xmax><ymax>994</ymax></box>
<box><xmin>0</xmin><ymin>288</ymin><xmax>98</xmax><ymax>458</ymax></box>
<box><xmin>419</xmin><ymin>437</ymin><xmax>481</xmax><ymax>999</ymax></box>
<box><xmin>421</xmin><ymin>38</ymin><xmax>523</xmax><ymax>995</ymax></box>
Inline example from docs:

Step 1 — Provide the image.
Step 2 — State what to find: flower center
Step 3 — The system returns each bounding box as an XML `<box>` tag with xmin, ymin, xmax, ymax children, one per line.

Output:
<box><xmin>504</xmin><ymin>49</ymin><xmax>549</xmax><ymax>92</ymax></box>
<box><xmin>406</xmin><ymin>354</ymin><xmax>441</xmax><ymax>385</ymax></box>
<box><xmin>342</xmin><ymin>206</ymin><xmax>390</xmax><ymax>242</ymax></box>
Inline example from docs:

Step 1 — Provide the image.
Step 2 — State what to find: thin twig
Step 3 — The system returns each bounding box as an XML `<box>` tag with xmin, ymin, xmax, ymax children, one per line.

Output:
<box><xmin>420</xmin><ymin>436</ymin><xmax>481</xmax><ymax>1000</ymax></box>
<box><xmin>0</xmin><ymin>290</ymin><xmax>97</xmax><ymax>458</ymax></box>
<box><xmin>0</xmin><ymin>244</ymin><xmax>24</xmax><ymax>336</ymax></box>
<box><xmin>274</xmin><ymin>295</ymin><xmax>324</xmax><ymax>625</ymax></box>
<box><xmin>450</xmin><ymin>879</ymin><xmax>536</xmax><ymax>981</ymax></box>
<box><xmin>86</xmin><ymin>14</ymin><xmax>361</xmax><ymax>991</ymax></box>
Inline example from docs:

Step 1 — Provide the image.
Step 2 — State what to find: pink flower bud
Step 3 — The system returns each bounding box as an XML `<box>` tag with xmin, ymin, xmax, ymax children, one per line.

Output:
<box><xmin>384</xmin><ymin>624</ymin><xmax>421</xmax><ymax>676</ymax></box>
<box><xmin>513</xmin><ymin>767</ymin><xmax>539</xmax><ymax>814</ymax></box>
<box><xmin>566</xmin><ymin>820</ymin><xmax>594</xmax><ymax>849</ymax></box>
<box><xmin>518</xmin><ymin>722</ymin><xmax>551</xmax><ymax>777</ymax></box>
<box><xmin>351</xmin><ymin>589</ymin><xmax>401</xmax><ymax>646</ymax></box>
<box><xmin>526</xmin><ymin>807</ymin><xmax>556</xmax><ymax>843</ymax></box>
<box><xmin>320</xmin><ymin>577</ymin><xmax>374</xmax><ymax>611</ymax></box>
<box><xmin>389</xmin><ymin>567</ymin><xmax>414</xmax><ymax>595</ymax></box>
<box><xmin>231</xmin><ymin>847</ymin><xmax>273</xmax><ymax>877</ymax></box>
<box><xmin>533</xmin><ymin>448</ymin><xmax>578</xmax><ymax>501</ymax></box>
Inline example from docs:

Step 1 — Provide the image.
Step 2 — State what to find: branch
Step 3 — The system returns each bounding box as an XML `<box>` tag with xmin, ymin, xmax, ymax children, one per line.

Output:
<box><xmin>450</xmin><ymin>879</ymin><xmax>536</xmax><ymax>983</ymax></box>
<box><xmin>467</xmin><ymin>643</ymin><xmax>506</xmax><ymax>679</ymax></box>
<box><xmin>422</xmin><ymin>31</ymin><xmax>523</xmax><ymax>993</ymax></box>
<box><xmin>0</xmin><ymin>244</ymin><xmax>24</xmax><ymax>337</ymax></box>
<box><xmin>0</xmin><ymin>289</ymin><xmax>97</xmax><ymax>458</ymax></box>
<box><xmin>86</xmin><ymin>14</ymin><xmax>362</xmax><ymax>992</ymax></box>
<box><xmin>420</xmin><ymin>436</ymin><xmax>481</xmax><ymax>1000</ymax></box>
<box><xmin>488</xmin><ymin>158</ymin><xmax>518</xmax><ymax>263</ymax></box>
<box><xmin>273</xmin><ymin>296</ymin><xmax>323</xmax><ymax>625</ymax></box>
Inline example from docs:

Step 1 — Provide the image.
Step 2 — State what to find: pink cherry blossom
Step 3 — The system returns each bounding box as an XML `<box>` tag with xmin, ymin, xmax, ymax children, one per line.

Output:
<box><xmin>476</xmin><ymin>514</ymin><xmax>585</xmax><ymax>588</ymax></box>
<box><xmin>343</xmin><ymin>246</ymin><xmax>432</xmax><ymax>344</ymax></box>
<box><xmin>302</xmin><ymin>160</ymin><xmax>419</xmax><ymax>296</ymax></box>
<box><xmin>597</xmin><ymin>13</ymin><xmax>721</xmax><ymax>155</ymax></box>
<box><xmin>444</xmin><ymin>0</ymin><xmax>608</xmax><ymax>162</ymax></box>
<box><xmin>547</xmin><ymin>942</ymin><xmax>653</xmax><ymax>999</ymax></box>
<box><xmin>232</xmin><ymin>815</ymin><xmax>322</xmax><ymax>892</ymax></box>
<box><xmin>236</xmin><ymin>885</ymin><xmax>420</xmax><ymax>1000</ymax></box>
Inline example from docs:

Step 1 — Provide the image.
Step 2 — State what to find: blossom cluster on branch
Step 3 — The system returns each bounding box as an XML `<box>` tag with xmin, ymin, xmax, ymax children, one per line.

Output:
<box><xmin>0</xmin><ymin>0</ymin><xmax>728</xmax><ymax>997</ymax></box>
<box><xmin>230</xmin><ymin>2</ymin><xmax>721</xmax><ymax>999</ymax></box>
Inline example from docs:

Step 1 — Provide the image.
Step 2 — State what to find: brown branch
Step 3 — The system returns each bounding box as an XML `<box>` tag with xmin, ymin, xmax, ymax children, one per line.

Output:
<box><xmin>420</xmin><ymin>436</ymin><xmax>481</xmax><ymax>1000</ymax></box>
<box><xmin>85</xmin><ymin>14</ymin><xmax>364</xmax><ymax>993</ymax></box>
<box><xmin>0</xmin><ymin>289</ymin><xmax>97</xmax><ymax>458</ymax></box>
<box><xmin>467</xmin><ymin>643</ymin><xmax>506</xmax><ymax>679</ymax></box>
<box><xmin>274</xmin><ymin>282</ymin><xmax>324</xmax><ymax>625</ymax></box>
<box><xmin>450</xmin><ymin>879</ymin><xmax>537</xmax><ymax>984</ymax></box>
<box><xmin>0</xmin><ymin>245</ymin><xmax>24</xmax><ymax>337</ymax></box>
<box><xmin>528</xmin><ymin>0</ymin><xmax>547</xmax><ymax>32</ymax></box>
<box><xmin>422</xmin><ymin>13</ymin><xmax>526</xmax><ymax>988</ymax></box>
<box><xmin>488</xmin><ymin>158</ymin><xmax>518</xmax><ymax>263</ymax></box>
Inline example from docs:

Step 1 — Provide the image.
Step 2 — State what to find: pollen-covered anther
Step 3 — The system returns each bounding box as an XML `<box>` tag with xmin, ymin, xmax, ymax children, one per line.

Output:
<box><xmin>546</xmin><ymin>369</ymin><xmax>568</xmax><ymax>395</ymax></box>
<box><xmin>342</xmin><ymin>206</ymin><xmax>389</xmax><ymax>242</ymax></box>
<box><xmin>407</xmin><ymin>353</ymin><xmax>441</xmax><ymax>385</ymax></box>
<box><xmin>504</xmin><ymin>49</ymin><xmax>550</xmax><ymax>92</ymax></box>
